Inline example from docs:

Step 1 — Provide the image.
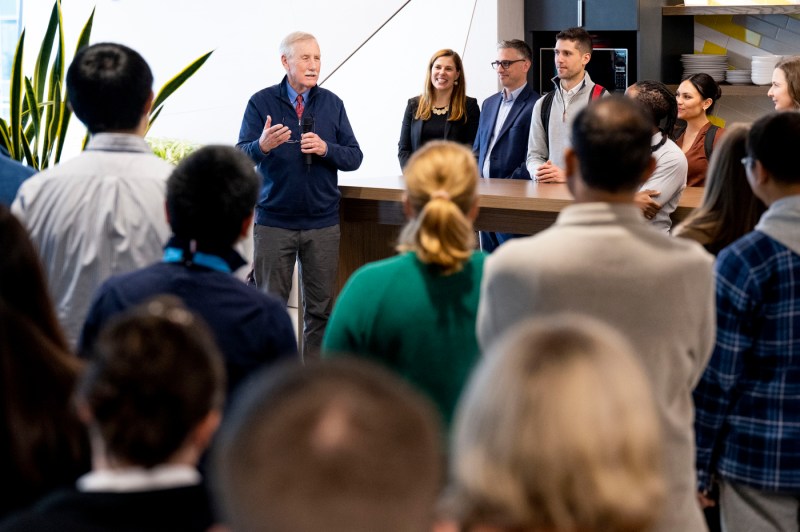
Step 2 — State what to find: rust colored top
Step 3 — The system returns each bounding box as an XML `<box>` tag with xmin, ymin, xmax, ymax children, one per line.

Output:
<box><xmin>675</xmin><ymin>121</ymin><xmax>724</xmax><ymax>187</ymax></box>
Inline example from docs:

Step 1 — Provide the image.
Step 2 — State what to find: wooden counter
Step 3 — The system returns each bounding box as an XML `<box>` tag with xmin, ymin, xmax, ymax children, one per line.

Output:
<box><xmin>337</xmin><ymin>175</ymin><xmax>703</xmax><ymax>289</ymax></box>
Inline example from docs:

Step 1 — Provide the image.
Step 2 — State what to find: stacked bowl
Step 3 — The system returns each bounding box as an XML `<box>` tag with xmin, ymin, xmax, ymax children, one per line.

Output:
<box><xmin>681</xmin><ymin>54</ymin><xmax>728</xmax><ymax>82</ymax></box>
<box><xmin>725</xmin><ymin>70</ymin><xmax>752</xmax><ymax>85</ymax></box>
<box><xmin>752</xmin><ymin>55</ymin><xmax>782</xmax><ymax>85</ymax></box>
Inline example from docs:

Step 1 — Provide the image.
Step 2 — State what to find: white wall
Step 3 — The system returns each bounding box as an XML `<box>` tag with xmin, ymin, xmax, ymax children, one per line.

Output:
<box><xmin>22</xmin><ymin>0</ymin><xmax>514</xmax><ymax>178</ymax></box>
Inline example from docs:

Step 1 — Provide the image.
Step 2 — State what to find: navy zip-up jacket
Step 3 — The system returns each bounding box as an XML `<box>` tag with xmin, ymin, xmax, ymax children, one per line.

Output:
<box><xmin>237</xmin><ymin>77</ymin><xmax>363</xmax><ymax>230</ymax></box>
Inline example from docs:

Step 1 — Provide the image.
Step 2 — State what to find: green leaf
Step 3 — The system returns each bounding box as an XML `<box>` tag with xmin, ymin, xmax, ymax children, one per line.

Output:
<box><xmin>74</xmin><ymin>7</ymin><xmax>94</xmax><ymax>54</ymax></box>
<box><xmin>20</xmin><ymin>128</ymin><xmax>37</xmax><ymax>168</ymax></box>
<box><xmin>150</xmin><ymin>50</ymin><xmax>213</xmax><ymax>115</ymax></box>
<box><xmin>34</xmin><ymin>1</ymin><xmax>59</xmax><ymax>102</ymax></box>
<box><xmin>9</xmin><ymin>30</ymin><xmax>25</xmax><ymax>161</ymax></box>
<box><xmin>54</xmin><ymin>6</ymin><xmax>94</xmax><ymax>164</ymax></box>
<box><xmin>0</xmin><ymin>120</ymin><xmax>12</xmax><ymax>154</ymax></box>
<box><xmin>24</xmin><ymin>77</ymin><xmax>42</xmax><ymax>155</ymax></box>
<box><xmin>146</xmin><ymin>105</ymin><xmax>164</xmax><ymax>132</ymax></box>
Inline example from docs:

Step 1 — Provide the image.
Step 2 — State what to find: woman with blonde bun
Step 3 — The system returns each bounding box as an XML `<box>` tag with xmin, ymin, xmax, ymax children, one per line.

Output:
<box><xmin>323</xmin><ymin>140</ymin><xmax>484</xmax><ymax>427</ymax></box>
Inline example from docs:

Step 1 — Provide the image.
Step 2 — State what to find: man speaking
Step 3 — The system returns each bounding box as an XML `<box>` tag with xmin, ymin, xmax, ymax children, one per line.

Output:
<box><xmin>237</xmin><ymin>31</ymin><xmax>363</xmax><ymax>360</ymax></box>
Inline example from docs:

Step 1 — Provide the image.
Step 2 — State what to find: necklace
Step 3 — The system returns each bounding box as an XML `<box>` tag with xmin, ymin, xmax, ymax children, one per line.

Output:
<box><xmin>432</xmin><ymin>105</ymin><xmax>449</xmax><ymax>115</ymax></box>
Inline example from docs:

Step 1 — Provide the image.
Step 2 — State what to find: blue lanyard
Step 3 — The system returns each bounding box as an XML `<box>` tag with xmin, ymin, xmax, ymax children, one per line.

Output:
<box><xmin>163</xmin><ymin>247</ymin><xmax>231</xmax><ymax>274</ymax></box>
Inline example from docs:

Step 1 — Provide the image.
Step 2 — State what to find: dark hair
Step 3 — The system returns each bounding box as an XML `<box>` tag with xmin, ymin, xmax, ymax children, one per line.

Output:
<box><xmin>80</xmin><ymin>297</ymin><xmax>225</xmax><ymax>468</ymax></box>
<box><xmin>571</xmin><ymin>96</ymin><xmax>653</xmax><ymax>192</ymax></box>
<box><xmin>555</xmin><ymin>27</ymin><xmax>593</xmax><ymax>55</ymax></box>
<box><xmin>747</xmin><ymin>111</ymin><xmax>800</xmax><ymax>184</ymax></box>
<box><xmin>674</xmin><ymin>124</ymin><xmax>765</xmax><ymax>254</ymax></box>
<box><xmin>631</xmin><ymin>80</ymin><xmax>679</xmax><ymax>136</ymax></box>
<box><xmin>0</xmin><ymin>206</ymin><xmax>87</xmax><ymax>509</ymax></box>
<box><xmin>167</xmin><ymin>146</ymin><xmax>260</xmax><ymax>250</ymax></box>
<box><xmin>498</xmin><ymin>39</ymin><xmax>532</xmax><ymax>62</ymax></box>
<box><xmin>213</xmin><ymin>358</ymin><xmax>443</xmax><ymax>532</ymax></box>
<box><xmin>66</xmin><ymin>42</ymin><xmax>153</xmax><ymax>133</ymax></box>
<box><xmin>684</xmin><ymin>73</ymin><xmax>722</xmax><ymax>114</ymax></box>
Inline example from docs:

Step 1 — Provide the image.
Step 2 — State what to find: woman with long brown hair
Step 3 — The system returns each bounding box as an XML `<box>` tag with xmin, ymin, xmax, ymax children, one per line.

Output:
<box><xmin>0</xmin><ymin>206</ymin><xmax>89</xmax><ymax>518</ymax></box>
<box><xmin>398</xmin><ymin>49</ymin><xmax>480</xmax><ymax>169</ymax></box>
<box><xmin>673</xmin><ymin>124</ymin><xmax>766</xmax><ymax>255</ymax></box>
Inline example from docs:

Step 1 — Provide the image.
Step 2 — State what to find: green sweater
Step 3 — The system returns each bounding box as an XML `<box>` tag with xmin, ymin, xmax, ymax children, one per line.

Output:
<box><xmin>322</xmin><ymin>251</ymin><xmax>486</xmax><ymax>426</ymax></box>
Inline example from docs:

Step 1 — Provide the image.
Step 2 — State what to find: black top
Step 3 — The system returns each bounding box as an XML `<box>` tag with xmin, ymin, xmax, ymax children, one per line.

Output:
<box><xmin>397</xmin><ymin>96</ymin><xmax>481</xmax><ymax>169</ymax></box>
<box><xmin>0</xmin><ymin>485</ymin><xmax>215</xmax><ymax>532</ymax></box>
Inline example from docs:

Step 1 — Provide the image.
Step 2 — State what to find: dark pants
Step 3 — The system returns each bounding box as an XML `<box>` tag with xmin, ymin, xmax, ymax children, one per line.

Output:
<box><xmin>252</xmin><ymin>224</ymin><xmax>340</xmax><ymax>361</ymax></box>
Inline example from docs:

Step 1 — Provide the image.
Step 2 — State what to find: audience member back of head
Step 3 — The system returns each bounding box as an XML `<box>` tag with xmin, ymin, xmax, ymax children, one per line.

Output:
<box><xmin>213</xmin><ymin>358</ymin><xmax>443</xmax><ymax>532</ymax></box>
<box><xmin>0</xmin><ymin>297</ymin><xmax>225</xmax><ymax>532</ymax></box>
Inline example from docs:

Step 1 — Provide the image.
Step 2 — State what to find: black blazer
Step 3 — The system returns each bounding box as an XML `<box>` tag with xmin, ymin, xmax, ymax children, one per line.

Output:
<box><xmin>397</xmin><ymin>96</ymin><xmax>480</xmax><ymax>169</ymax></box>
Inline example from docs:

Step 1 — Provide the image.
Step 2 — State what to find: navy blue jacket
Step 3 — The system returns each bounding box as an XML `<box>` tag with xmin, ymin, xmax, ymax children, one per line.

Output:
<box><xmin>0</xmin><ymin>151</ymin><xmax>34</xmax><ymax>207</ymax></box>
<box><xmin>237</xmin><ymin>77</ymin><xmax>362</xmax><ymax>230</ymax></box>
<box><xmin>79</xmin><ymin>245</ymin><xmax>298</xmax><ymax>397</ymax></box>
<box><xmin>473</xmin><ymin>84</ymin><xmax>539</xmax><ymax>181</ymax></box>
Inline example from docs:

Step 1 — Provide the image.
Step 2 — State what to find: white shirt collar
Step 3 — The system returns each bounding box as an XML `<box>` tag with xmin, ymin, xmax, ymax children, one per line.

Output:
<box><xmin>77</xmin><ymin>464</ymin><xmax>201</xmax><ymax>493</ymax></box>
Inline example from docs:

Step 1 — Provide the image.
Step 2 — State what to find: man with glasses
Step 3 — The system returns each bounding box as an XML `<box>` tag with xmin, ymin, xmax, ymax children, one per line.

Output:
<box><xmin>237</xmin><ymin>31</ymin><xmax>362</xmax><ymax>360</ymax></box>
<box><xmin>473</xmin><ymin>39</ymin><xmax>540</xmax><ymax>252</ymax></box>
<box><xmin>694</xmin><ymin>111</ymin><xmax>800</xmax><ymax>532</ymax></box>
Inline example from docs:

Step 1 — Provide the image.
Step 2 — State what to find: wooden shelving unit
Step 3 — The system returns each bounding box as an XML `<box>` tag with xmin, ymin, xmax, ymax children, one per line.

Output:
<box><xmin>663</xmin><ymin>5</ymin><xmax>800</xmax><ymax>16</ymax></box>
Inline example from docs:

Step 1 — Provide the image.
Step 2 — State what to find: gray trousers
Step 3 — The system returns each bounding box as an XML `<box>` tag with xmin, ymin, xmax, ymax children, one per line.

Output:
<box><xmin>252</xmin><ymin>224</ymin><xmax>340</xmax><ymax>360</ymax></box>
<box><xmin>721</xmin><ymin>480</ymin><xmax>800</xmax><ymax>532</ymax></box>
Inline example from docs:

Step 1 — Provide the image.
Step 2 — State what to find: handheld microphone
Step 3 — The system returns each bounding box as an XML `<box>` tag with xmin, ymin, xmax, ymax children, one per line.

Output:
<box><xmin>302</xmin><ymin>116</ymin><xmax>314</xmax><ymax>166</ymax></box>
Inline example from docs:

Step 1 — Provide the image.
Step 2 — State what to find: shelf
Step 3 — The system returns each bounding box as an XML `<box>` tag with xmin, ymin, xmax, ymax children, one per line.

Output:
<box><xmin>667</xmin><ymin>83</ymin><xmax>769</xmax><ymax>96</ymax></box>
<box><xmin>663</xmin><ymin>5</ymin><xmax>800</xmax><ymax>15</ymax></box>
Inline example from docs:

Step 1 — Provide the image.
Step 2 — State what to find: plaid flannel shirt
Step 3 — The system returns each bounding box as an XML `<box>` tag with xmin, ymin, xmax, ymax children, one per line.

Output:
<box><xmin>694</xmin><ymin>230</ymin><xmax>800</xmax><ymax>493</ymax></box>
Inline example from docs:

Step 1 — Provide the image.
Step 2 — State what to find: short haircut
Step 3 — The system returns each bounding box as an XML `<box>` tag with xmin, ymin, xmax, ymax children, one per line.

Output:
<box><xmin>555</xmin><ymin>27</ymin><xmax>593</xmax><ymax>55</ymax></box>
<box><xmin>571</xmin><ymin>95</ymin><xmax>653</xmax><ymax>192</ymax></box>
<box><xmin>630</xmin><ymin>80</ymin><xmax>679</xmax><ymax>136</ymax></box>
<box><xmin>684</xmin><ymin>72</ymin><xmax>722</xmax><ymax>114</ymax></box>
<box><xmin>775</xmin><ymin>55</ymin><xmax>800</xmax><ymax>110</ymax></box>
<box><xmin>498</xmin><ymin>39</ymin><xmax>532</xmax><ymax>62</ymax></box>
<box><xmin>747</xmin><ymin>111</ymin><xmax>800</xmax><ymax>184</ymax></box>
<box><xmin>279</xmin><ymin>31</ymin><xmax>317</xmax><ymax>58</ymax></box>
<box><xmin>446</xmin><ymin>314</ymin><xmax>664</xmax><ymax>532</ymax></box>
<box><xmin>79</xmin><ymin>296</ymin><xmax>225</xmax><ymax>468</ymax></box>
<box><xmin>213</xmin><ymin>358</ymin><xmax>443</xmax><ymax>532</ymax></box>
<box><xmin>166</xmin><ymin>145</ymin><xmax>260</xmax><ymax>249</ymax></box>
<box><xmin>66</xmin><ymin>42</ymin><xmax>153</xmax><ymax>133</ymax></box>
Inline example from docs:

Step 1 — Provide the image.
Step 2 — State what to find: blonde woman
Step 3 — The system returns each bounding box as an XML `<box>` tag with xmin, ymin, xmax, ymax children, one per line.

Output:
<box><xmin>398</xmin><ymin>49</ymin><xmax>480</xmax><ymax>169</ymax></box>
<box><xmin>323</xmin><ymin>140</ymin><xmax>484</xmax><ymax>427</ymax></box>
<box><xmin>769</xmin><ymin>55</ymin><xmax>800</xmax><ymax>111</ymax></box>
<box><xmin>443</xmin><ymin>314</ymin><xmax>664</xmax><ymax>532</ymax></box>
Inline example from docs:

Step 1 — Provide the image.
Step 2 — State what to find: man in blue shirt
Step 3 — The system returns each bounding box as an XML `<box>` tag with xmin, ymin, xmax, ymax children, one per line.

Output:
<box><xmin>237</xmin><ymin>31</ymin><xmax>362</xmax><ymax>360</ymax></box>
<box><xmin>473</xmin><ymin>39</ymin><xmax>539</xmax><ymax>252</ymax></box>
<box><xmin>694</xmin><ymin>111</ymin><xmax>800</xmax><ymax>532</ymax></box>
<box><xmin>0</xmin><ymin>149</ymin><xmax>34</xmax><ymax>207</ymax></box>
<box><xmin>80</xmin><ymin>146</ymin><xmax>298</xmax><ymax>398</ymax></box>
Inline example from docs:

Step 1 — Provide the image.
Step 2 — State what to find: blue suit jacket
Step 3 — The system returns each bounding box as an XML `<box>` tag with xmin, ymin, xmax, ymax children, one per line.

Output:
<box><xmin>473</xmin><ymin>84</ymin><xmax>539</xmax><ymax>180</ymax></box>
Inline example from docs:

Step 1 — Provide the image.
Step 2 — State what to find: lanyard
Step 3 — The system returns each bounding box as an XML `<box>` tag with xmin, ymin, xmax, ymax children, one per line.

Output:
<box><xmin>163</xmin><ymin>247</ymin><xmax>231</xmax><ymax>274</ymax></box>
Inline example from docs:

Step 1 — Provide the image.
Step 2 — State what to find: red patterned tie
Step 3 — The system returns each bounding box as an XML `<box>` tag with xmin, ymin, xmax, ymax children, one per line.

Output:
<box><xmin>295</xmin><ymin>94</ymin><xmax>304</xmax><ymax>119</ymax></box>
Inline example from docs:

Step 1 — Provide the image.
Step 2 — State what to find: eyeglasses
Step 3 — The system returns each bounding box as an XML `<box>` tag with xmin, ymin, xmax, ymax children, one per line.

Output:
<box><xmin>491</xmin><ymin>59</ymin><xmax>526</xmax><ymax>70</ymax></box>
<box><xmin>741</xmin><ymin>156</ymin><xmax>755</xmax><ymax>168</ymax></box>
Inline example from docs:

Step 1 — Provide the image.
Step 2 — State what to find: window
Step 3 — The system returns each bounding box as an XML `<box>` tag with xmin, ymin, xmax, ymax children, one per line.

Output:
<box><xmin>0</xmin><ymin>0</ymin><xmax>23</xmax><ymax>120</ymax></box>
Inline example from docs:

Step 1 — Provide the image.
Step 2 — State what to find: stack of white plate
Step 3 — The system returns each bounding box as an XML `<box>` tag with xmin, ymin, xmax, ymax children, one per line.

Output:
<box><xmin>752</xmin><ymin>55</ymin><xmax>782</xmax><ymax>85</ymax></box>
<box><xmin>726</xmin><ymin>70</ymin><xmax>752</xmax><ymax>85</ymax></box>
<box><xmin>681</xmin><ymin>54</ymin><xmax>728</xmax><ymax>82</ymax></box>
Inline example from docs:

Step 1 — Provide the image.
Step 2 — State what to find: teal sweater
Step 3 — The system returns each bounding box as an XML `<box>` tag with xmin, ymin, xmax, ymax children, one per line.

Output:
<box><xmin>322</xmin><ymin>251</ymin><xmax>485</xmax><ymax>426</ymax></box>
